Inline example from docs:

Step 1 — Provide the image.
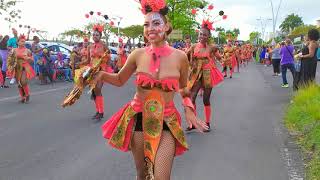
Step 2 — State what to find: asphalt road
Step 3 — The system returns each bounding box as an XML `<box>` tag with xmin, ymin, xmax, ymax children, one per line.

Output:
<box><xmin>1</xmin><ymin>62</ymin><xmax>317</xmax><ymax>180</ymax></box>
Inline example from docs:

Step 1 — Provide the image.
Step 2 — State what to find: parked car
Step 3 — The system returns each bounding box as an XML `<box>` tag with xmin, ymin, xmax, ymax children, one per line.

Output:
<box><xmin>25</xmin><ymin>41</ymin><xmax>45</xmax><ymax>51</ymax></box>
<box><xmin>46</xmin><ymin>43</ymin><xmax>72</xmax><ymax>60</ymax></box>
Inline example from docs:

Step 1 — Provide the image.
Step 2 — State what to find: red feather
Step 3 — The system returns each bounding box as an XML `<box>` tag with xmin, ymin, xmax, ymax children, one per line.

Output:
<box><xmin>139</xmin><ymin>0</ymin><xmax>166</xmax><ymax>14</ymax></box>
<box><xmin>201</xmin><ymin>19</ymin><xmax>214</xmax><ymax>31</ymax></box>
<box><xmin>93</xmin><ymin>24</ymin><xmax>104</xmax><ymax>33</ymax></box>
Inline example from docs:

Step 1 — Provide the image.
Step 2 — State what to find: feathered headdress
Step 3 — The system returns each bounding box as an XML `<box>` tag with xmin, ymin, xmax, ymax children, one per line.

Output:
<box><xmin>201</xmin><ymin>19</ymin><xmax>214</xmax><ymax>31</ymax></box>
<box><xmin>18</xmin><ymin>34</ymin><xmax>26</xmax><ymax>40</ymax></box>
<box><xmin>83</xmin><ymin>36</ymin><xmax>89</xmax><ymax>43</ymax></box>
<box><xmin>136</xmin><ymin>0</ymin><xmax>169</xmax><ymax>15</ymax></box>
<box><xmin>92</xmin><ymin>24</ymin><xmax>104</xmax><ymax>33</ymax></box>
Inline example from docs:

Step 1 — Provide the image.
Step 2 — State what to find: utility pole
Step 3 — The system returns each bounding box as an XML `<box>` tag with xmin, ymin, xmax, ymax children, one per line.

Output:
<box><xmin>256</xmin><ymin>17</ymin><xmax>272</xmax><ymax>43</ymax></box>
<box><xmin>269</xmin><ymin>0</ymin><xmax>283</xmax><ymax>44</ymax></box>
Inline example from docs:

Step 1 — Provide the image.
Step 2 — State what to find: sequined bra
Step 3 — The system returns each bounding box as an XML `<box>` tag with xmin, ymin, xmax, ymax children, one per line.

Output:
<box><xmin>135</xmin><ymin>72</ymin><xmax>179</xmax><ymax>92</ymax></box>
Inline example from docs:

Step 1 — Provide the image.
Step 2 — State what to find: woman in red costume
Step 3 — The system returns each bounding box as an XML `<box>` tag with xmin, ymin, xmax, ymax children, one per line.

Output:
<box><xmin>186</xmin><ymin>19</ymin><xmax>223</xmax><ymax>132</ymax></box>
<box><xmin>83</xmin><ymin>25</ymin><xmax>112</xmax><ymax>121</ymax></box>
<box><xmin>93</xmin><ymin>0</ymin><xmax>208</xmax><ymax>179</ymax></box>
<box><xmin>7</xmin><ymin>35</ymin><xmax>35</xmax><ymax>103</ymax></box>
<box><xmin>116</xmin><ymin>38</ymin><xmax>127</xmax><ymax>71</ymax></box>
<box><xmin>222</xmin><ymin>40</ymin><xmax>236</xmax><ymax>78</ymax></box>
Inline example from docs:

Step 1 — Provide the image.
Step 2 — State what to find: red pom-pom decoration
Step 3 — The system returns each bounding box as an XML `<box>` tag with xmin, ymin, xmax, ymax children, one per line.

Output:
<box><xmin>97</xmin><ymin>12</ymin><xmax>101</xmax><ymax>16</ymax></box>
<box><xmin>223</xmin><ymin>15</ymin><xmax>228</xmax><ymax>20</ymax></box>
<box><xmin>191</xmin><ymin>9</ymin><xmax>197</xmax><ymax>15</ymax></box>
<box><xmin>109</xmin><ymin>21</ymin><xmax>114</xmax><ymax>26</ymax></box>
<box><xmin>195</xmin><ymin>29</ymin><xmax>199</xmax><ymax>33</ymax></box>
<box><xmin>208</xmin><ymin>5</ymin><xmax>214</xmax><ymax>10</ymax></box>
<box><xmin>85</xmin><ymin>14</ymin><xmax>89</xmax><ymax>18</ymax></box>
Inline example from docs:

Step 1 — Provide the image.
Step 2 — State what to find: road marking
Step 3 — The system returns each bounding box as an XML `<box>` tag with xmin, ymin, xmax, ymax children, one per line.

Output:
<box><xmin>0</xmin><ymin>86</ymin><xmax>69</xmax><ymax>103</ymax></box>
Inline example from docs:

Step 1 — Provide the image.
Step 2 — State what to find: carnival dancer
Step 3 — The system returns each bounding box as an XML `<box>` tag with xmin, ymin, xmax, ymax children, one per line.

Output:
<box><xmin>7</xmin><ymin>35</ymin><xmax>35</xmax><ymax>103</ymax></box>
<box><xmin>69</xmin><ymin>46</ymin><xmax>81</xmax><ymax>78</ymax></box>
<box><xmin>186</xmin><ymin>19</ymin><xmax>224</xmax><ymax>132</ymax></box>
<box><xmin>240</xmin><ymin>44</ymin><xmax>247</xmax><ymax>67</ymax></box>
<box><xmin>93</xmin><ymin>1</ymin><xmax>208</xmax><ymax>179</ymax></box>
<box><xmin>116</xmin><ymin>38</ymin><xmax>127</xmax><ymax>71</ymax></box>
<box><xmin>79</xmin><ymin>37</ymin><xmax>90</xmax><ymax>67</ymax></box>
<box><xmin>222</xmin><ymin>40</ymin><xmax>236</xmax><ymax>78</ymax></box>
<box><xmin>82</xmin><ymin>25</ymin><xmax>112</xmax><ymax>121</ymax></box>
<box><xmin>234</xmin><ymin>42</ymin><xmax>241</xmax><ymax>73</ymax></box>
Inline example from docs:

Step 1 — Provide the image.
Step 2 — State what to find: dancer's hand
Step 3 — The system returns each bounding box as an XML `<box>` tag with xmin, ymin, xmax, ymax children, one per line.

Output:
<box><xmin>185</xmin><ymin>107</ymin><xmax>208</xmax><ymax>133</ymax></box>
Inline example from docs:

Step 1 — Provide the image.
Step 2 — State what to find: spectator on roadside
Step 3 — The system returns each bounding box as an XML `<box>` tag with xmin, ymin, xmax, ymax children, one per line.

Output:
<box><xmin>37</xmin><ymin>48</ymin><xmax>53</xmax><ymax>84</ymax></box>
<box><xmin>260</xmin><ymin>46</ymin><xmax>266</xmax><ymax>64</ymax></box>
<box><xmin>0</xmin><ymin>35</ymin><xmax>9</xmax><ymax>88</ymax></box>
<box><xmin>271</xmin><ymin>43</ymin><xmax>281</xmax><ymax>76</ymax></box>
<box><xmin>31</xmin><ymin>36</ymin><xmax>43</xmax><ymax>78</ymax></box>
<box><xmin>280</xmin><ymin>39</ymin><xmax>295</xmax><ymax>88</ymax></box>
<box><xmin>7</xmin><ymin>28</ymin><xmax>18</xmax><ymax>51</ymax></box>
<box><xmin>55</xmin><ymin>52</ymin><xmax>72</xmax><ymax>82</ymax></box>
<box><xmin>294</xmin><ymin>29</ymin><xmax>320</xmax><ymax>90</ymax></box>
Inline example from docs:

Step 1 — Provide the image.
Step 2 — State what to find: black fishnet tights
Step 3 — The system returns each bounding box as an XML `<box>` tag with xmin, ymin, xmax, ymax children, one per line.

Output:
<box><xmin>190</xmin><ymin>80</ymin><xmax>212</xmax><ymax>106</ymax></box>
<box><xmin>131</xmin><ymin>131</ymin><xmax>176</xmax><ymax>180</ymax></box>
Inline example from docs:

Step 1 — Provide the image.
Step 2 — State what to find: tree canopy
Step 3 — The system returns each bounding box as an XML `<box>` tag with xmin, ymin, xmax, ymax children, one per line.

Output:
<box><xmin>166</xmin><ymin>0</ymin><xmax>209</xmax><ymax>38</ymax></box>
<box><xmin>279</xmin><ymin>13</ymin><xmax>304</xmax><ymax>34</ymax></box>
<box><xmin>0</xmin><ymin>0</ymin><xmax>21</xmax><ymax>23</ymax></box>
<box><xmin>289</xmin><ymin>25</ymin><xmax>320</xmax><ymax>38</ymax></box>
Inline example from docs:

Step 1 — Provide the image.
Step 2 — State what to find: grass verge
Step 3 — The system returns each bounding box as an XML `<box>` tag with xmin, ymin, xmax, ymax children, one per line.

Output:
<box><xmin>284</xmin><ymin>84</ymin><xmax>320</xmax><ymax>179</ymax></box>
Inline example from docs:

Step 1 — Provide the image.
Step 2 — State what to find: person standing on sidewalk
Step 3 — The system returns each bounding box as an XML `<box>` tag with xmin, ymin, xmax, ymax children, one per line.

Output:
<box><xmin>294</xmin><ymin>29</ymin><xmax>319</xmax><ymax>90</ymax></box>
<box><xmin>0</xmin><ymin>35</ymin><xmax>9</xmax><ymax>88</ymax></box>
<box><xmin>280</xmin><ymin>39</ymin><xmax>295</xmax><ymax>88</ymax></box>
<box><xmin>271</xmin><ymin>44</ymin><xmax>281</xmax><ymax>76</ymax></box>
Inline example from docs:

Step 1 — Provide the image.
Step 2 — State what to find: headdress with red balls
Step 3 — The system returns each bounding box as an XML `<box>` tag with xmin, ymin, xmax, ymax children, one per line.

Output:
<box><xmin>136</xmin><ymin>0</ymin><xmax>169</xmax><ymax>16</ymax></box>
<box><xmin>191</xmin><ymin>3</ymin><xmax>228</xmax><ymax>33</ymax></box>
<box><xmin>84</xmin><ymin>10</ymin><xmax>111</xmax><ymax>35</ymax></box>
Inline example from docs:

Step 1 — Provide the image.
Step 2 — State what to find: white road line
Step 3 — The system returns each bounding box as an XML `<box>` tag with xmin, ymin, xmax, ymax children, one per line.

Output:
<box><xmin>0</xmin><ymin>86</ymin><xmax>69</xmax><ymax>102</ymax></box>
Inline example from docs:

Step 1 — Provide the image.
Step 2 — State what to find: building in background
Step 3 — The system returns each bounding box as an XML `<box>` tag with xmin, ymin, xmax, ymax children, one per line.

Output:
<box><xmin>316</xmin><ymin>18</ymin><xmax>320</xmax><ymax>27</ymax></box>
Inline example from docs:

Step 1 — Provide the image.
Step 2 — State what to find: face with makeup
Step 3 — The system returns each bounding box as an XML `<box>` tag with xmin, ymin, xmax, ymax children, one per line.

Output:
<box><xmin>198</xmin><ymin>28</ymin><xmax>210</xmax><ymax>44</ymax></box>
<box><xmin>143</xmin><ymin>12</ymin><xmax>168</xmax><ymax>44</ymax></box>
<box><xmin>18</xmin><ymin>38</ymin><xmax>26</xmax><ymax>47</ymax></box>
<box><xmin>83</xmin><ymin>41</ymin><xmax>89</xmax><ymax>48</ymax></box>
<box><xmin>92</xmin><ymin>31</ymin><xmax>101</xmax><ymax>43</ymax></box>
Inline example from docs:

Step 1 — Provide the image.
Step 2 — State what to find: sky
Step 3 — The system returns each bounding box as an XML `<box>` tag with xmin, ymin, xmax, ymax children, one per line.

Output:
<box><xmin>1</xmin><ymin>0</ymin><xmax>319</xmax><ymax>41</ymax></box>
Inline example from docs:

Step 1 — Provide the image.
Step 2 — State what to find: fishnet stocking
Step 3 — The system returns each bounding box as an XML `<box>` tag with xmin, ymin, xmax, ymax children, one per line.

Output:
<box><xmin>202</xmin><ymin>87</ymin><xmax>212</xmax><ymax>106</ymax></box>
<box><xmin>190</xmin><ymin>80</ymin><xmax>202</xmax><ymax>104</ymax></box>
<box><xmin>131</xmin><ymin>131</ymin><xmax>176</xmax><ymax>180</ymax></box>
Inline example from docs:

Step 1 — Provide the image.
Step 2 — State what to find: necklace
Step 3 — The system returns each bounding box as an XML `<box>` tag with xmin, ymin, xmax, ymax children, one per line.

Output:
<box><xmin>146</xmin><ymin>44</ymin><xmax>173</xmax><ymax>73</ymax></box>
